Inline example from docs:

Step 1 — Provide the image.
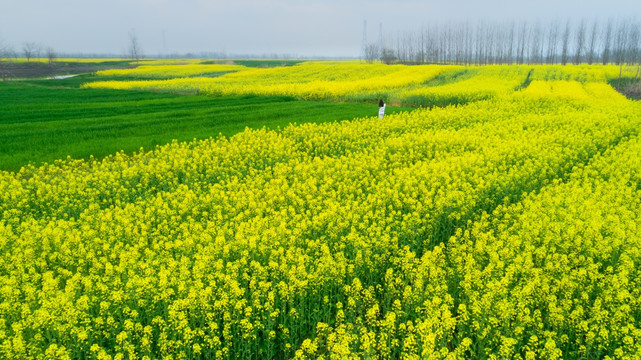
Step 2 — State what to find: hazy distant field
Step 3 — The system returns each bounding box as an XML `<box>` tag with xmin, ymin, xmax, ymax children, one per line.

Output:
<box><xmin>1</xmin><ymin>60</ymin><xmax>641</xmax><ymax>359</ymax></box>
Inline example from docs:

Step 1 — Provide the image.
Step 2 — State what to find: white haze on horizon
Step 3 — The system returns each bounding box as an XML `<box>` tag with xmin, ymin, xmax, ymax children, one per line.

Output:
<box><xmin>1</xmin><ymin>0</ymin><xmax>639</xmax><ymax>58</ymax></box>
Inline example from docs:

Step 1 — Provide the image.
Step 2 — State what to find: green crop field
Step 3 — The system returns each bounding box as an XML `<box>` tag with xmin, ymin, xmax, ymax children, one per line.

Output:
<box><xmin>0</xmin><ymin>81</ymin><xmax>408</xmax><ymax>171</ymax></box>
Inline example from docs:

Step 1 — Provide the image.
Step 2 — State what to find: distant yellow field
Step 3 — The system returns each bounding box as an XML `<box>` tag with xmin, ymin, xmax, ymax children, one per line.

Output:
<box><xmin>95</xmin><ymin>64</ymin><xmax>246</xmax><ymax>78</ymax></box>
<box><xmin>83</xmin><ymin>62</ymin><xmax>633</xmax><ymax>105</ymax></box>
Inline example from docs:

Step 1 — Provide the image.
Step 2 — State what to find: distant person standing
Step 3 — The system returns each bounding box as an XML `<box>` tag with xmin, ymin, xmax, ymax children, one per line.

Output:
<box><xmin>378</xmin><ymin>99</ymin><xmax>386</xmax><ymax>119</ymax></box>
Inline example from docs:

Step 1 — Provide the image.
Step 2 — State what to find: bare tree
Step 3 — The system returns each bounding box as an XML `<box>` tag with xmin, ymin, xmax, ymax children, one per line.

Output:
<box><xmin>475</xmin><ymin>21</ymin><xmax>484</xmax><ymax>65</ymax></box>
<box><xmin>490</xmin><ymin>24</ymin><xmax>498</xmax><ymax>64</ymax></box>
<box><xmin>0</xmin><ymin>38</ymin><xmax>15</xmax><ymax>81</ymax></box>
<box><xmin>602</xmin><ymin>20</ymin><xmax>613</xmax><ymax>65</ymax></box>
<box><xmin>586</xmin><ymin>20</ymin><xmax>599</xmax><ymax>65</ymax></box>
<box><xmin>22</xmin><ymin>41</ymin><xmax>39</xmax><ymax>63</ymax></box>
<box><xmin>560</xmin><ymin>20</ymin><xmax>571</xmax><ymax>65</ymax></box>
<box><xmin>483</xmin><ymin>23</ymin><xmax>491</xmax><ymax>64</ymax></box>
<box><xmin>574</xmin><ymin>19</ymin><xmax>586</xmax><ymax>64</ymax></box>
<box><xmin>128</xmin><ymin>30</ymin><xmax>143</xmax><ymax>64</ymax></box>
<box><xmin>45</xmin><ymin>46</ymin><xmax>57</xmax><ymax>65</ymax></box>
<box><xmin>628</xmin><ymin>22</ymin><xmax>640</xmax><ymax>81</ymax></box>
<box><xmin>437</xmin><ymin>26</ymin><xmax>445</xmax><ymax>63</ymax></box>
<box><xmin>363</xmin><ymin>43</ymin><xmax>379</xmax><ymax>63</ymax></box>
<box><xmin>464</xmin><ymin>21</ymin><xmax>473</xmax><ymax>65</ymax></box>
<box><xmin>614</xmin><ymin>20</ymin><xmax>629</xmax><ymax>90</ymax></box>
<box><xmin>0</xmin><ymin>38</ymin><xmax>11</xmax><ymax>58</ymax></box>
<box><xmin>493</xmin><ymin>23</ymin><xmax>504</xmax><ymax>64</ymax></box>
<box><xmin>507</xmin><ymin>21</ymin><xmax>515</xmax><ymax>64</ymax></box>
<box><xmin>614</xmin><ymin>20</ymin><xmax>628</xmax><ymax>66</ymax></box>
<box><xmin>395</xmin><ymin>32</ymin><xmax>402</xmax><ymax>63</ymax></box>
<box><xmin>34</xmin><ymin>44</ymin><xmax>42</xmax><ymax>60</ymax></box>
<box><xmin>452</xmin><ymin>25</ymin><xmax>462</xmax><ymax>64</ymax></box>
<box><xmin>517</xmin><ymin>21</ymin><xmax>528</xmax><ymax>64</ymax></box>
<box><xmin>546</xmin><ymin>20</ymin><xmax>559</xmax><ymax>64</ymax></box>
<box><xmin>404</xmin><ymin>32</ymin><xmax>416</xmax><ymax>64</ymax></box>
<box><xmin>417</xmin><ymin>26</ymin><xmax>426</xmax><ymax>64</ymax></box>
<box><xmin>530</xmin><ymin>22</ymin><xmax>543</xmax><ymax>64</ymax></box>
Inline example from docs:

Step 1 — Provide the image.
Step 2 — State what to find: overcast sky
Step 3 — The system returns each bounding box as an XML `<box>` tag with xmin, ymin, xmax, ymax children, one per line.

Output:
<box><xmin>1</xmin><ymin>0</ymin><xmax>640</xmax><ymax>57</ymax></box>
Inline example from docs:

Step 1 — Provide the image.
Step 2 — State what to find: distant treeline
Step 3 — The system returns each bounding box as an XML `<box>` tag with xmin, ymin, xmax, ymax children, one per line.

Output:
<box><xmin>364</xmin><ymin>18</ymin><xmax>641</xmax><ymax>66</ymax></box>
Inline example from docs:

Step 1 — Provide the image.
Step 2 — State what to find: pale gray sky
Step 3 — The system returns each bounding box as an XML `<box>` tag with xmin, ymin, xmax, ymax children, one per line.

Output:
<box><xmin>1</xmin><ymin>0</ymin><xmax>640</xmax><ymax>57</ymax></box>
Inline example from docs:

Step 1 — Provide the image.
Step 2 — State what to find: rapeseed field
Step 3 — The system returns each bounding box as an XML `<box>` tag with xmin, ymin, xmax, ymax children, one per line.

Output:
<box><xmin>2</xmin><ymin>62</ymin><xmax>641</xmax><ymax>359</ymax></box>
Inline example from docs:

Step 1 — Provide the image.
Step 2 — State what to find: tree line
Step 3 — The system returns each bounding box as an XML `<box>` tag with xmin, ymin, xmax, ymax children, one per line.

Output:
<box><xmin>364</xmin><ymin>18</ymin><xmax>641</xmax><ymax>67</ymax></box>
<box><xmin>0</xmin><ymin>41</ymin><xmax>57</xmax><ymax>64</ymax></box>
<box><xmin>0</xmin><ymin>39</ymin><xmax>58</xmax><ymax>81</ymax></box>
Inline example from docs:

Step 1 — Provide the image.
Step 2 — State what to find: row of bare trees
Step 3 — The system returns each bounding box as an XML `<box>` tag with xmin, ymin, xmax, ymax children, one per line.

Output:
<box><xmin>2</xmin><ymin>32</ymin><xmax>141</xmax><ymax>65</ymax></box>
<box><xmin>1</xmin><ymin>41</ymin><xmax>57</xmax><ymax>63</ymax></box>
<box><xmin>0</xmin><ymin>39</ymin><xmax>58</xmax><ymax>81</ymax></box>
<box><xmin>0</xmin><ymin>30</ymin><xmax>141</xmax><ymax>81</ymax></box>
<box><xmin>364</xmin><ymin>18</ymin><xmax>641</xmax><ymax>66</ymax></box>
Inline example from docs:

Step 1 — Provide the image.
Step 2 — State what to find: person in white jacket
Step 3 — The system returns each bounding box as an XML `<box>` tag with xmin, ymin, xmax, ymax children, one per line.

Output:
<box><xmin>378</xmin><ymin>99</ymin><xmax>386</xmax><ymax>119</ymax></box>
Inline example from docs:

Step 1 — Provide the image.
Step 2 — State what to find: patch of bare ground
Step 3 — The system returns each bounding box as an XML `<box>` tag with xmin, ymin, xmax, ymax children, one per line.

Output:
<box><xmin>622</xmin><ymin>82</ymin><xmax>641</xmax><ymax>100</ymax></box>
